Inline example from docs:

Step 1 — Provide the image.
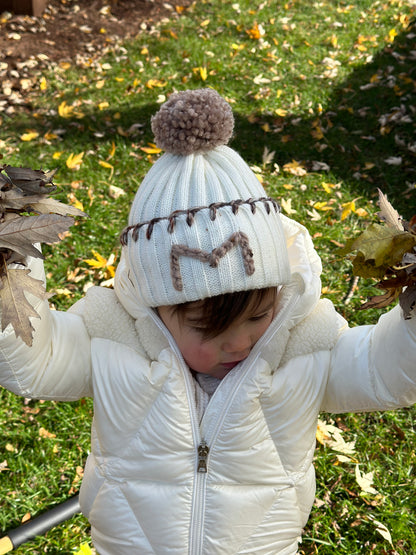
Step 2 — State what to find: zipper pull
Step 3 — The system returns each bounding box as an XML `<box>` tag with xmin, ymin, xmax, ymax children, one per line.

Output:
<box><xmin>197</xmin><ymin>440</ymin><xmax>209</xmax><ymax>473</ymax></box>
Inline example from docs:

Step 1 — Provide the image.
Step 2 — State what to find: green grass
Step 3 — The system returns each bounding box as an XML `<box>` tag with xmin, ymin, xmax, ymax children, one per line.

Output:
<box><xmin>0</xmin><ymin>0</ymin><xmax>415</xmax><ymax>552</ymax></box>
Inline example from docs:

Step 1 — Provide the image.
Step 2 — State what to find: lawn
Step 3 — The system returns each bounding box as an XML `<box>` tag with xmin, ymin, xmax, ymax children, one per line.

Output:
<box><xmin>0</xmin><ymin>0</ymin><xmax>415</xmax><ymax>553</ymax></box>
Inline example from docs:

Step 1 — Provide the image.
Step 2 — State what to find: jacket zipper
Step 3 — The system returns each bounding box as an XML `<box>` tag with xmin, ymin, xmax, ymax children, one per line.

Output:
<box><xmin>148</xmin><ymin>288</ymin><xmax>300</xmax><ymax>554</ymax></box>
<box><xmin>147</xmin><ymin>310</ymin><xmax>207</xmax><ymax>554</ymax></box>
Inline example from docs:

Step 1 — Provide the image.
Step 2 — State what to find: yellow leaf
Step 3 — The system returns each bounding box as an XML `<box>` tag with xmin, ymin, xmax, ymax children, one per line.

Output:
<box><xmin>275</xmin><ymin>108</ymin><xmax>287</xmax><ymax>117</ymax></box>
<box><xmin>283</xmin><ymin>160</ymin><xmax>307</xmax><ymax>176</ymax></box>
<box><xmin>73</xmin><ymin>543</ymin><xmax>94</xmax><ymax>555</ymax></box>
<box><xmin>53</xmin><ymin>151</ymin><xmax>63</xmax><ymax>159</ymax></box>
<box><xmin>388</xmin><ymin>28</ymin><xmax>397</xmax><ymax>42</ymax></box>
<box><xmin>140</xmin><ymin>143</ymin><xmax>162</xmax><ymax>154</ymax></box>
<box><xmin>20</xmin><ymin>131</ymin><xmax>39</xmax><ymax>142</ymax></box>
<box><xmin>355</xmin><ymin>207</ymin><xmax>368</xmax><ymax>218</ymax></box>
<box><xmin>316</xmin><ymin>421</ymin><xmax>331</xmax><ymax>445</ymax></box>
<box><xmin>58</xmin><ymin>100</ymin><xmax>84</xmax><ymax>119</ymax></box>
<box><xmin>199</xmin><ymin>66</ymin><xmax>208</xmax><ymax>81</ymax></box>
<box><xmin>200</xmin><ymin>19</ymin><xmax>210</xmax><ymax>27</ymax></box>
<box><xmin>67</xmin><ymin>192</ymin><xmax>84</xmax><ymax>211</ymax></box>
<box><xmin>5</xmin><ymin>443</ymin><xmax>16</xmax><ymax>452</ymax></box>
<box><xmin>99</xmin><ymin>160</ymin><xmax>114</xmax><ymax>179</ymax></box>
<box><xmin>21</xmin><ymin>513</ymin><xmax>31</xmax><ymax>524</ymax></box>
<box><xmin>341</xmin><ymin>200</ymin><xmax>356</xmax><ymax>220</ymax></box>
<box><xmin>54</xmin><ymin>288</ymin><xmax>72</xmax><ymax>297</ymax></box>
<box><xmin>146</xmin><ymin>79</ymin><xmax>167</xmax><ymax>89</ymax></box>
<box><xmin>58</xmin><ymin>101</ymin><xmax>74</xmax><ymax>118</ymax></box>
<box><xmin>314</xmin><ymin>201</ymin><xmax>332</xmax><ymax>211</ymax></box>
<box><xmin>98</xmin><ymin>101</ymin><xmax>109</xmax><ymax>111</ymax></box>
<box><xmin>96</xmin><ymin>79</ymin><xmax>105</xmax><ymax>89</ymax></box>
<box><xmin>99</xmin><ymin>160</ymin><xmax>113</xmax><ymax>169</ymax></box>
<box><xmin>108</xmin><ymin>141</ymin><xmax>116</xmax><ymax>158</ymax></box>
<box><xmin>321</xmin><ymin>182</ymin><xmax>335</xmax><ymax>194</ymax></box>
<box><xmin>44</xmin><ymin>131</ymin><xmax>58</xmax><ymax>141</ymax></box>
<box><xmin>85</xmin><ymin>250</ymin><xmax>108</xmax><ymax>269</ymax></box>
<box><xmin>39</xmin><ymin>77</ymin><xmax>47</xmax><ymax>91</ymax></box>
<box><xmin>39</xmin><ymin>427</ymin><xmax>56</xmax><ymax>439</ymax></box>
<box><xmin>66</xmin><ymin>152</ymin><xmax>84</xmax><ymax>170</ymax></box>
<box><xmin>317</xmin><ymin>419</ymin><xmax>356</xmax><ymax>455</ymax></box>
<box><xmin>59</xmin><ymin>62</ymin><xmax>71</xmax><ymax>70</ymax></box>
<box><xmin>141</xmin><ymin>47</ymin><xmax>149</xmax><ymax>55</ymax></box>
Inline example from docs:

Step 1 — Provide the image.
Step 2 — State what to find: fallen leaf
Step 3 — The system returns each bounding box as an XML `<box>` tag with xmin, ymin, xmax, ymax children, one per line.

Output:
<box><xmin>140</xmin><ymin>143</ymin><xmax>162</xmax><ymax>154</ymax></box>
<box><xmin>283</xmin><ymin>160</ymin><xmax>307</xmax><ymax>176</ymax></box>
<box><xmin>66</xmin><ymin>152</ymin><xmax>84</xmax><ymax>170</ymax></box>
<box><xmin>20</xmin><ymin>131</ymin><xmax>39</xmax><ymax>142</ymax></box>
<box><xmin>108</xmin><ymin>185</ymin><xmax>125</xmax><ymax>199</ymax></box>
<box><xmin>281</xmin><ymin>198</ymin><xmax>297</xmax><ymax>215</ymax></box>
<box><xmin>355</xmin><ymin>465</ymin><xmax>379</xmax><ymax>495</ymax></box>
<box><xmin>39</xmin><ymin>427</ymin><xmax>56</xmax><ymax>439</ymax></box>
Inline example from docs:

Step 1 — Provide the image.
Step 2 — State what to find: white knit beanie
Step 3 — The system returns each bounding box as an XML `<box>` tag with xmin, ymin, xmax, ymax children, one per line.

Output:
<box><xmin>119</xmin><ymin>88</ymin><xmax>291</xmax><ymax>307</ymax></box>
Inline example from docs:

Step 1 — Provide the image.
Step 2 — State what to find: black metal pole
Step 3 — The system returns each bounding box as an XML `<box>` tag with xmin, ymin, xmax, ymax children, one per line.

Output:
<box><xmin>0</xmin><ymin>494</ymin><xmax>80</xmax><ymax>554</ymax></box>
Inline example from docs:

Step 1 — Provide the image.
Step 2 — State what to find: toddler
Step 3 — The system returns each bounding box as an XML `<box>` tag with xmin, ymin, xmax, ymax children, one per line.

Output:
<box><xmin>1</xmin><ymin>88</ymin><xmax>416</xmax><ymax>554</ymax></box>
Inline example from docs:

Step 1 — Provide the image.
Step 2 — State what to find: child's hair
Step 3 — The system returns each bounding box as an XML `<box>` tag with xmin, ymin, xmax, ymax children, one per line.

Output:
<box><xmin>168</xmin><ymin>286</ymin><xmax>278</xmax><ymax>340</ymax></box>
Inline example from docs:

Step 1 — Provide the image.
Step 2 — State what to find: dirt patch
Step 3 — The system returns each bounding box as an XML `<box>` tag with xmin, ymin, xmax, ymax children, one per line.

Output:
<box><xmin>0</xmin><ymin>0</ymin><xmax>189</xmax><ymax>112</ymax></box>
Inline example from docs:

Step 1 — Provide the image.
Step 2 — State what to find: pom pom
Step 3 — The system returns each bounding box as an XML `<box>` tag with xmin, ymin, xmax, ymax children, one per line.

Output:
<box><xmin>151</xmin><ymin>89</ymin><xmax>234</xmax><ymax>155</ymax></box>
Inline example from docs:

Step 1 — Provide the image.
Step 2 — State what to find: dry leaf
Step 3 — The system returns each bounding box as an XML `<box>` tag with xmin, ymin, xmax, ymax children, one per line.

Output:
<box><xmin>0</xmin><ymin>164</ymin><xmax>87</xmax><ymax>345</ymax></box>
<box><xmin>376</xmin><ymin>188</ymin><xmax>403</xmax><ymax>230</ymax></box>
<box><xmin>0</xmin><ymin>214</ymin><xmax>75</xmax><ymax>259</ymax></box>
<box><xmin>39</xmin><ymin>426</ymin><xmax>56</xmax><ymax>439</ymax></box>
<box><xmin>341</xmin><ymin>192</ymin><xmax>416</xmax><ymax>312</ymax></box>
<box><xmin>0</xmin><ymin>261</ymin><xmax>47</xmax><ymax>346</ymax></box>
<box><xmin>355</xmin><ymin>465</ymin><xmax>379</xmax><ymax>495</ymax></box>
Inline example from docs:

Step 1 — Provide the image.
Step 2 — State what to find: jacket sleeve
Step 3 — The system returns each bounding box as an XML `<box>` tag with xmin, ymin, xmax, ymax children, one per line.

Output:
<box><xmin>0</xmin><ymin>257</ymin><xmax>93</xmax><ymax>401</ymax></box>
<box><xmin>321</xmin><ymin>304</ymin><xmax>416</xmax><ymax>413</ymax></box>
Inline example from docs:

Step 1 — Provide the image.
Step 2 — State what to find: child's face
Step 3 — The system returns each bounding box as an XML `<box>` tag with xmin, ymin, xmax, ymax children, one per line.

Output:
<box><xmin>158</xmin><ymin>290</ymin><xmax>277</xmax><ymax>379</ymax></box>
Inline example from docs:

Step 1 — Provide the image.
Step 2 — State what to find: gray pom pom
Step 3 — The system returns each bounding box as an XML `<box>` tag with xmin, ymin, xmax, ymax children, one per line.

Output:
<box><xmin>151</xmin><ymin>89</ymin><xmax>234</xmax><ymax>155</ymax></box>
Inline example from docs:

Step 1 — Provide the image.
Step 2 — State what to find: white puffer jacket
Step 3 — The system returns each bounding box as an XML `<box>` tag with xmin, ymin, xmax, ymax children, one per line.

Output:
<box><xmin>1</xmin><ymin>216</ymin><xmax>416</xmax><ymax>555</ymax></box>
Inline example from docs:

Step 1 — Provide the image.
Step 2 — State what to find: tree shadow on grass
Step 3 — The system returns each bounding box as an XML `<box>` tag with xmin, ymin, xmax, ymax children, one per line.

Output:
<box><xmin>231</xmin><ymin>17</ymin><xmax>416</xmax><ymax>215</ymax></box>
<box><xmin>5</xmin><ymin>19</ymin><xmax>415</xmax><ymax>214</ymax></box>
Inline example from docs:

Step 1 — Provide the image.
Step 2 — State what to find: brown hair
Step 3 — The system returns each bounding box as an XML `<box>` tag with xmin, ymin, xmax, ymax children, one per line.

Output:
<box><xmin>169</xmin><ymin>287</ymin><xmax>277</xmax><ymax>340</ymax></box>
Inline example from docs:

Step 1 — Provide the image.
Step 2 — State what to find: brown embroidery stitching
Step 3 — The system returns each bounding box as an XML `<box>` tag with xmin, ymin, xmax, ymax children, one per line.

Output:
<box><xmin>170</xmin><ymin>231</ymin><xmax>255</xmax><ymax>291</ymax></box>
<box><xmin>120</xmin><ymin>197</ymin><xmax>279</xmax><ymax>245</ymax></box>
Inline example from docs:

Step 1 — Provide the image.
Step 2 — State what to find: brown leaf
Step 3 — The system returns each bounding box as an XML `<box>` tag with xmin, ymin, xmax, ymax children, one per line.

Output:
<box><xmin>360</xmin><ymin>287</ymin><xmax>400</xmax><ymax>310</ymax></box>
<box><xmin>399</xmin><ymin>285</ymin><xmax>416</xmax><ymax>319</ymax></box>
<box><xmin>0</xmin><ymin>259</ymin><xmax>47</xmax><ymax>346</ymax></box>
<box><xmin>1</xmin><ymin>165</ymin><xmax>57</xmax><ymax>195</ymax></box>
<box><xmin>0</xmin><ymin>214</ymin><xmax>74</xmax><ymax>258</ymax></box>
<box><xmin>2</xmin><ymin>192</ymin><xmax>87</xmax><ymax>217</ymax></box>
